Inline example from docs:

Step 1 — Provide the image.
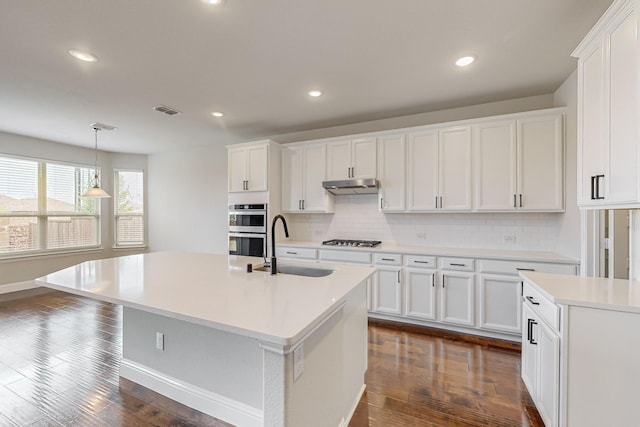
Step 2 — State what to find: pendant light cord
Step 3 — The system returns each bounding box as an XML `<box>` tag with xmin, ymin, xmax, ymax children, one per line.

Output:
<box><xmin>93</xmin><ymin>127</ymin><xmax>100</xmax><ymax>182</ymax></box>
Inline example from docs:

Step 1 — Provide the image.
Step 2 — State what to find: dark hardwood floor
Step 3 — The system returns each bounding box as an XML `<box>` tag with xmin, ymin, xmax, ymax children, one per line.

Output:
<box><xmin>0</xmin><ymin>290</ymin><xmax>542</xmax><ymax>426</ymax></box>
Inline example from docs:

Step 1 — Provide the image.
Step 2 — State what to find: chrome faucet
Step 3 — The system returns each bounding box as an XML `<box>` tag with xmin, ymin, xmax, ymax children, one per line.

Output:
<box><xmin>271</xmin><ymin>215</ymin><xmax>289</xmax><ymax>274</ymax></box>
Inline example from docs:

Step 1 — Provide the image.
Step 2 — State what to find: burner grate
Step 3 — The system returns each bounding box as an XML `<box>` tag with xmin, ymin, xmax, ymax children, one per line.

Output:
<box><xmin>322</xmin><ymin>239</ymin><xmax>382</xmax><ymax>248</ymax></box>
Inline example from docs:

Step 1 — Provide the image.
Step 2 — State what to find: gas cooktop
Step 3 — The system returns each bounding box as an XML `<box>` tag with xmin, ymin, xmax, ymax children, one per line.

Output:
<box><xmin>322</xmin><ymin>239</ymin><xmax>382</xmax><ymax>248</ymax></box>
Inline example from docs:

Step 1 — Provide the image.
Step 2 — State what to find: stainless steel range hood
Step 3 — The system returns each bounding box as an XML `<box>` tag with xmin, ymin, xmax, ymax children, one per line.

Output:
<box><xmin>322</xmin><ymin>178</ymin><xmax>379</xmax><ymax>195</ymax></box>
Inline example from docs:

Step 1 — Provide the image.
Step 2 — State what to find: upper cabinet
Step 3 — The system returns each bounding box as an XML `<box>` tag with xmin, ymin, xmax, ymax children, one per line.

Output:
<box><xmin>228</xmin><ymin>141</ymin><xmax>270</xmax><ymax>193</ymax></box>
<box><xmin>574</xmin><ymin>0</ymin><xmax>640</xmax><ymax>208</ymax></box>
<box><xmin>378</xmin><ymin>134</ymin><xmax>406</xmax><ymax>212</ymax></box>
<box><xmin>406</xmin><ymin>126</ymin><xmax>472</xmax><ymax>211</ymax></box>
<box><xmin>474</xmin><ymin>113</ymin><xmax>564</xmax><ymax>212</ymax></box>
<box><xmin>326</xmin><ymin>137</ymin><xmax>377</xmax><ymax>180</ymax></box>
<box><xmin>282</xmin><ymin>144</ymin><xmax>334</xmax><ymax>213</ymax></box>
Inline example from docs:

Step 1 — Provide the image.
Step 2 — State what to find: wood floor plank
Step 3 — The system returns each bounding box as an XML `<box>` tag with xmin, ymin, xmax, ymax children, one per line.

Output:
<box><xmin>0</xmin><ymin>290</ymin><xmax>544</xmax><ymax>426</ymax></box>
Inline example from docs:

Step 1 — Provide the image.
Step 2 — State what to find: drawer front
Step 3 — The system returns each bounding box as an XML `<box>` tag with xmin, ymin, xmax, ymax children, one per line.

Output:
<box><xmin>374</xmin><ymin>253</ymin><xmax>403</xmax><ymax>266</ymax></box>
<box><xmin>276</xmin><ymin>247</ymin><xmax>318</xmax><ymax>260</ymax></box>
<box><xmin>319</xmin><ymin>249</ymin><xmax>372</xmax><ymax>264</ymax></box>
<box><xmin>522</xmin><ymin>280</ymin><xmax>560</xmax><ymax>332</ymax></box>
<box><xmin>440</xmin><ymin>257</ymin><xmax>474</xmax><ymax>271</ymax></box>
<box><xmin>405</xmin><ymin>255</ymin><xmax>437</xmax><ymax>269</ymax></box>
<box><xmin>480</xmin><ymin>259</ymin><xmax>577</xmax><ymax>276</ymax></box>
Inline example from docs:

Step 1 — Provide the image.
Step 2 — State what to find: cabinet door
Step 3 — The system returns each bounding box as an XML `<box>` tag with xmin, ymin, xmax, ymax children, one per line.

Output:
<box><xmin>537</xmin><ymin>319</ymin><xmax>560</xmax><ymax>427</ymax></box>
<box><xmin>302</xmin><ymin>144</ymin><xmax>330</xmax><ymax>212</ymax></box>
<box><xmin>378</xmin><ymin>135</ymin><xmax>405</xmax><ymax>212</ymax></box>
<box><xmin>440</xmin><ymin>271</ymin><xmax>474</xmax><ymax>326</ymax></box>
<box><xmin>577</xmin><ymin>42</ymin><xmax>607</xmax><ymax>206</ymax></box>
<box><xmin>228</xmin><ymin>147</ymin><xmax>247</xmax><ymax>192</ymax></box>
<box><xmin>351</xmin><ymin>137</ymin><xmax>377</xmax><ymax>179</ymax></box>
<box><xmin>607</xmin><ymin>9</ymin><xmax>638</xmax><ymax>204</ymax></box>
<box><xmin>326</xmin><ymin>140</ymin><xmax>351</xmax><ymax>181</ymax></box>
<box><xmin>521</xmin><ymin>304</ymin><xmax>538</xmax><ymax>399</ymax></box>
<box><xmin>479</xmin><ymin>275</ymin><xmax>521</xmax><ymax>334</ymax></box>
<box><xmin>517</xmin><ymin>115</ymin><xmax>564</xmax><ymax>211</ymax></box>
<box><xmin>246</xmin><ymin>144</ymin><xmax>268</xmax><ymax>192</ymax></box>
<box><xmin>406</xmin><ymin>130</ymin><xmax>439</xmax><ymax>211</ymax></box>
<box><xmin>281</xmin><ymin>146</ymin><xmax>303</xmax><ymax>212</ymax></box>
<box><xmin>405</xmin><ymin>268</ymin><xmax>436</xmax><ymax>320</ymax></box>
<box><xmin>373</xmin><ymin>267</ymin><xmax>403</xmax><ymax>315</ymax></box>
<box><xmin>474</xmin><ymin>121</ymin><xmax>517</xmax><ymax>211</ymax></box>
<box><xmin>439</xmin><ymin>126</ymin><xmax>472</xmax><ymax>211</ymax></box>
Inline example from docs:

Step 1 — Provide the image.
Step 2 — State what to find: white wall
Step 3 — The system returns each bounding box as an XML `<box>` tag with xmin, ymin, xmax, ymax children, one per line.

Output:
<box><xmin>0</xmin><ymin>131</ymin><xmax>147</xmax><ymax>288</ymax></box>
<box><xmin>553</xmin><ymin>70</ymin><xmax>581</xmax><ymax>258</ymax></box>
<box><xmin>147</xmin><ymin>144</ymin><xmax>228</xmax><ymax>254</ymax></box>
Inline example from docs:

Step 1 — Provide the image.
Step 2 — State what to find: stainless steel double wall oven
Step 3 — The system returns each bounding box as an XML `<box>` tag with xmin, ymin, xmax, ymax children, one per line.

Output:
<box><xmin>228</xmin><ymin>203</ymin><xmax>267</xmax><ymax>257</ymax></box>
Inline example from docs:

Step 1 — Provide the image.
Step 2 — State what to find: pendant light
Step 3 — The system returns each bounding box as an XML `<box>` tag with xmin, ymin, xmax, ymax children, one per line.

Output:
<box><xmin>83</xmin><ymin>125</ymin><xmax>111</xmax><ymax>198</ymax></box>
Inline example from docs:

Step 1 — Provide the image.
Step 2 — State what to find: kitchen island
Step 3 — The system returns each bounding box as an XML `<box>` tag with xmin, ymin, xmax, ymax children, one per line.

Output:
<box><xmin>35</xmin><ymin>251</ymin><xmax>375</xmax><ymax>427</ymax></box>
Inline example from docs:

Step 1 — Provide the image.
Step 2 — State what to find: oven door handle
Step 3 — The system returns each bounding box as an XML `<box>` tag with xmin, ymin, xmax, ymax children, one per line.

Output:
<box><xmin>228</xmin><ymin>211</ymin><xmax>267</xmax><ymax>216</ymax></box>
<box><xmin>228</xmin><ymin>232</ymin><xmax>267</xmax><ymax>239</ymax></box>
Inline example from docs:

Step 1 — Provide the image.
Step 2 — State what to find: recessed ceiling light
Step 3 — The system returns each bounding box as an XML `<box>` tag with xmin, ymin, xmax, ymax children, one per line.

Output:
<box><xmin>68</xmin><ymin>49</ymin><xmax>98</xmax><ymax>63</ymax></box>
<box><xmin>202</xmin><ymin>0</ymin><xmax>225</xmax><ymax>4</ymax></box>
<box><xmin>308</xmin><ymin>90</ymin><xmax>323</xmax><ymax>97</ymax></box>
<box><xmin>212</xmin><ymin>111</ymin><xmax>224</xmax><ymax>117</ymax></box>
<box><xmin>455</xmin><ymin>56</ymin><xmax>475</xmax><ymax>67</ymax></box>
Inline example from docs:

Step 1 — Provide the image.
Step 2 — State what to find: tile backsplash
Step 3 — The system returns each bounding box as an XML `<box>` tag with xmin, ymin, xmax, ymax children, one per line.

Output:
<box><xmin>285</xmin><ymin>194</ymin><xmax>562</xmax><ymax>251</ymax></box>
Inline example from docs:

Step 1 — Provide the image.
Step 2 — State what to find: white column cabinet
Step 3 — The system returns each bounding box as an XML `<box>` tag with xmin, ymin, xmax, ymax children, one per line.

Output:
<box><xmin>227</xmin><ymin>142</ymin><xmax>269</xmax><ymax>193</ymax></box>
<box><xmin>282</xmin><ymin>144</ymin><xmax>333</xmax><ymax>213</ymax></box>
<box><xmin>326</xmin><ymin>138</ymin><xmax>377</xmax><ymax>181</ymax></box>
<box><xmin>406</xmin><ymin>126</ymin><xmax>471</xmax><ymax>212</ymax></box>
<box><xmin>474</xmin><ymin>113</ymin><xmax>564</xmax><ymax>212</ymax></box>
<box><xmin>574</xmin><ymin>0</ymin><xmax>640</xmax><ymax>208</ymax></box>
<box><xmin>378</xmin><ymin>134</ymin><xmax>406</xmax><ymax>212</ymax></box>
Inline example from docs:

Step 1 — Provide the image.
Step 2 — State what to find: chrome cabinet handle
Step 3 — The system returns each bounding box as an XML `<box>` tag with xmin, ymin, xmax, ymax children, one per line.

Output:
<box><xmin>519</xmin><ymin>194</ymin><xmax>523</xmax><ymax>208</ymax></box>
<box><xmin>439</xmin><ymin>196</ymin><xmax>443</xmax><ymax>209</ymax></box>
<box><xmin>435</xmin><ymin>196</ymin><xmax>438</xmax><ymax>209</ymax></box>
<box><xmin>513</xmin><ymin>194</ymin><xmax>517</xmax><ymax>208</ymax></box>
<box><xmin>516</xmin><ymin>268</ymin><xmax>535</xmax><ymax>271</ymax></box>
<box><xmin>450</xmin><ymin>263</ymin><xmax>466</xmax><ymax>267</ymax></box>
<box><xmin>397</xmin><ymin>270</ymin><xmax>401</xmax><ymax>283</ymax></box>
<box><xmin>380</xmin><ymin>197</ymin><xmax>384</xmax><ymax>209</ymax></box>
<box><xmin>381</xmin><ymin>258</ymin><xmax>395</xmax><ymax>261</ymax></box>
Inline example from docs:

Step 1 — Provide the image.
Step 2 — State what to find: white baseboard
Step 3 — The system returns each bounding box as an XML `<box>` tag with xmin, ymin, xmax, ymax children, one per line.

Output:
<box><xmin>342</xmin><ymin>384</ymin><xmax>366</xmax><ymax>427</ymax></box>
<box><xmin>120</xmin><ymin>358</ymin><xmax>263</xmax><ymax>427</ymax></box>
<box><xmin>0</xmin><ymin>280</ymin><xmax>39</xmax><ymax>295</ymax></box>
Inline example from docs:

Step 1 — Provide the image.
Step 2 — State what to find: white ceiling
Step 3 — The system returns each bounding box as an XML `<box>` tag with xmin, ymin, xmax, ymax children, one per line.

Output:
<box><xmin>0</xmin><ymin>0</ymin><xmax>613</xmax><ymax>154</ymax></box>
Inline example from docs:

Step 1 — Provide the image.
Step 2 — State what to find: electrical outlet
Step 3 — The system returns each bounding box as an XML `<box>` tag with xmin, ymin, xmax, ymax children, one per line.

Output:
<box><xmin>293</xmin><ymin>344</ymin><xmax>304</xmax><ymax>382</ymax></box>
<box><xmin>416</xmin><ymin>232</ymin><xmax>427</xmax><ymax>240</ymax></box>
<box><xmin>503</xmin><ymin>235</ymin><xmax>516</xmax><ymax>244</ymax></box>
<box><xmin>156</xmin><ymin>332</ymin><xmax>164</xmax><ymax>351</ymax></box>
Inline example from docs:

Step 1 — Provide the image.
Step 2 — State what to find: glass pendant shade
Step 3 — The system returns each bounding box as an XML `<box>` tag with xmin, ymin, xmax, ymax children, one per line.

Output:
<box><xmin>82</xmin><ymin>127</ymin><xmax>111</xmax><ymax>198</ymax></box>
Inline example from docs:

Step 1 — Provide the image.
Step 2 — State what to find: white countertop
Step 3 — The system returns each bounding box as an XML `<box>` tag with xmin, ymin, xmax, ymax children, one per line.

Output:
<box><xmin>35</xmin><ymin>251</ymin><xmax>375</xmax><ymax>347</ymax></box>
<box><xmin>279</xmin><ymin>240</ymin><xmax>579</xmax><ymax>264</ymax></box>
<box><xmin>520</xmin><ymin>271</ymin><xmax>640</xmax><ymax>314</ymax></box>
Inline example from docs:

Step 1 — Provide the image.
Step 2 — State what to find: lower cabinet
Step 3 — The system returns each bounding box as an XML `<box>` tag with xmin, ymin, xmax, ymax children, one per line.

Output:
<box><xmin>440</xmin><ymin>271</ymin><xmax>475</xmax><ymax>327</ymax></box>
<box><xmin>373</xmin><ymin>266</ymin><xmax>403</xmax><ymax>315</ymax></box>
<box><xmin>404</xmin><ymin>267</ymin><xmax>437</xmax><ymax>320</ymax></box>
<box><xmin>522</xmin><ymin>285</ymin><xmax>560</xmax><ymax>427</ymax></box>
<box><xmin>478</xmin><ymin>275</ymin><xmax>522</xmax><ymax>334</ymax></box>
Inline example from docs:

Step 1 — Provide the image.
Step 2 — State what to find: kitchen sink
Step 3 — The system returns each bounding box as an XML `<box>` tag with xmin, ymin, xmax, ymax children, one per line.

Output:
<box><xmin>253</xmin><ymin>264</ymin><xmax>335</xmax><ymax>277</ymax></box>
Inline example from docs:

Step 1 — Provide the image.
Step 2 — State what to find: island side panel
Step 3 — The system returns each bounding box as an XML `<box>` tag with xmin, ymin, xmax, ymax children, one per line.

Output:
<box><xmin>121</xmin><ymin>307</ymin><xmax>264</xmax><ymax>426</ymax></box>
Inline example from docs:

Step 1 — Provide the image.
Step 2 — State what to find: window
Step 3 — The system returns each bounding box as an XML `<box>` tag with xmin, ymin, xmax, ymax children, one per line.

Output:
<box><xmin>0</xmin><ymin>155</ymin><xmax>100</xmax><ymax>257</ymax></box>
<box><xmin>114</xmin><ymin>169</ymin><xmax>144</xmax><ymax>247</ymax></box>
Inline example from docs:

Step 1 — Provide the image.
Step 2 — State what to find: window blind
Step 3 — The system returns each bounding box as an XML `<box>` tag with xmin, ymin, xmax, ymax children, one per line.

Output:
<box><xmin>114</xmin><ymin>170</ymin><xmax>144</xmax><ymax>246</ymax></box>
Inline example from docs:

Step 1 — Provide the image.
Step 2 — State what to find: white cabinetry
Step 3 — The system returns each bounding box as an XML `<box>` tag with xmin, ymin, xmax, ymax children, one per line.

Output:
<box><xmin>282</xmin><ymin>144</ymin><xmax>333</xmax><ymax>213</ymax></box>
<box><xmin>406</xmin><ymin>126</ymin><xmax>472</xmax><ymax>211</ymax></box>
<box><xmin>439</xmin><ymin>258</ymin><xmax>475</xmax><ymax>326</ymax></box>
<box><xmin>378</xmin><ymin>134</ymin><xmax>406</xmax><ymax>212</ymax></box>
<box><xmin>404</xmin><ymin>255</ymin><xmax>437</xmax><ymax>321</ymax></box>
<box><xmin>373</xmin><ymin>253</ymin><xmax>403</xmax><ymax>315</ymax></box>
<box><xmin>574</xmin><ymin>0</ymin><xmax>640</xmax><ymax>208</ymax></box>
<box><xmin>227</xmin><ymin>142</ymin><xmax>270</xmax><ymax>192</ymax></box>
<box><xmin>474</xmin><ymin>113</ymin><xmax>564</xmax><ymax>211</ymax></box>
<box><xmin>326</xmin><ymin>138</ymin><xmax>377</xmax><ymax>180</ymax></box>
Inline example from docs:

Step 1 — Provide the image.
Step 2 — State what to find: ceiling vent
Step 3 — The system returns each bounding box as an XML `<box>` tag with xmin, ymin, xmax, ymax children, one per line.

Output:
<box><xmin>153</xmin><ymin>105</ymin><xmax>182</xmax><ymax>116</ymax></box>
<box><xmin>89</xmin><ymin>122</ymin><xmax>117</xmax><ymax>131</ymax></box>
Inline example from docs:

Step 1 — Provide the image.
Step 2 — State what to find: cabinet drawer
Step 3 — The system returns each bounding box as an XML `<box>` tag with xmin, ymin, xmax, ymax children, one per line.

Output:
<box><xmin>522</xmin><ymin>280</ymin><xmax>560</xmax><ymax>332</ymax></box>
<box><xmin>440</xmin><ymin>257</ymin><xmax>474</xmax><ymax>271</ymax></box>
<box><xmin>405</xmin><ymin>255</ymin><xmax>437</xmax><ymax>269</ymax></box>
<box><xmin>276</xmin><ymin>247</ymin><xmax>317</xmax><ymax>260</ymax></box>
<box><xmin>374</xmin><ymin>253</ymin><xmax>403</xmax><ymax>266</ymax></box>
<box><xmin>480</xmin><ymin>259</ymin><xmax>577</xmax><ymax>276</ymax></box>
<box><xmin>319</xmin><ymin>249</ymin><xmax>372</xmax><ymax>264</ymax></box>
